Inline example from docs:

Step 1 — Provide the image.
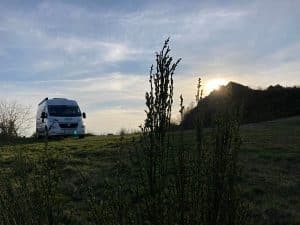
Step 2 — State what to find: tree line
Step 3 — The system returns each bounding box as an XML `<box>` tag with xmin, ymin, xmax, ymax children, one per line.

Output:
<box><xmin>181</xmin><ymin>82</ymin><xmax>300</xmax><ymax>129</ymax></box>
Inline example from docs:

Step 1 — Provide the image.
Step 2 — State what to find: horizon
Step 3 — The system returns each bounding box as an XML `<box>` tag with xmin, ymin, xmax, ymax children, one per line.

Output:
<box><xmin>1</xmin><ymin>0</ymin><xmax>300</xmax><ymax>135</ymax></box>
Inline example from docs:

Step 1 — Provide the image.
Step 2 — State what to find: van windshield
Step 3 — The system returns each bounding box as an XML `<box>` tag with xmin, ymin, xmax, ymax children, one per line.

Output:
<box><xmin>48</xmin><ymin>105</ymin><xmax>81</xmax><ymax>117</ymax></box>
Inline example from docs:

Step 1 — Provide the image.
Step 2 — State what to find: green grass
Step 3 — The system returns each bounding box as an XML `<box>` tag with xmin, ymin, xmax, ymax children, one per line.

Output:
<box><xmin>0</xmin><ymin>116</ymin><xmax>299</xmax><ymax>225</ymax></box>
<box><xmin>239</xmin><ymin>117</ymin><xmax>300</xmax><ymax>225</ymax></box>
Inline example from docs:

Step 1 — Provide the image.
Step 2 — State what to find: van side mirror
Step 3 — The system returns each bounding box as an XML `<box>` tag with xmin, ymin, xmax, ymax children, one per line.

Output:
<box><xmin>82</xmin><ymin>112</ymin><xmax>86</xmax><ymax>119</ymax></box>
<box><xmin>41</xmin><ymin>112</ymin><xmax>47</xmax><ymax>119</ymax></box>
<box><xmin>41</xmin><ymin>112</ymin><xmax>47</xmax><ymax>122</ymax></box>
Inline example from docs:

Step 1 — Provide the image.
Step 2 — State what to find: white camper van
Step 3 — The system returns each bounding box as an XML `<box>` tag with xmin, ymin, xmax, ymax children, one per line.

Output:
<box><xmin>36</xmin><ymin>98</ymin><xmax>86</xmax><ymax>138</ymax></box>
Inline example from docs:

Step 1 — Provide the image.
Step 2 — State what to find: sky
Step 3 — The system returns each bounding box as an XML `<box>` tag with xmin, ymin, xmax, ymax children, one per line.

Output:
<box><xmin>0</xmin><ymin>0</ymin><xmax>300</xmax><ymax>135</ymax></box>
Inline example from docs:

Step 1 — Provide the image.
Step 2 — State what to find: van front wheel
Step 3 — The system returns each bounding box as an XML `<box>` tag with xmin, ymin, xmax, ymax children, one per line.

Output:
<box><xmin>36</xmin><ymin>129</ymin><xmax>42</xmax><ymax>139</ymax></box>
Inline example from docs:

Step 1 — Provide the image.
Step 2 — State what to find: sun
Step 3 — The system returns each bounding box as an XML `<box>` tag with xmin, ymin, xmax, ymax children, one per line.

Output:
<box><xmin>206</xmin><ymin>79</ymin><xmax>228</xmax><ymax>94</ymax></box>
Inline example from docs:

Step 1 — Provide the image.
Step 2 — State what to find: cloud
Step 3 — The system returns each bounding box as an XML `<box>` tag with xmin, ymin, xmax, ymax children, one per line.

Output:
<box><xmin>87</xmin><ymin>108</ymin><xmax>144</xmax><ymax>134</ymax></box>
<box><xmin>32</xmin><ymin>60</ymin><xmax>65</xmax><ymax>72</ymax></box>
<box><xmin>43</xmin><ymin>36</ymin><xmax>138</xmax><ymax>61</ymax></box>
<box><xmin>0</xmin><ymin>7</ymin><xmax>145</xmax><ymax>78</ymax></box>
<box><xmin>0</xmin><ymin>0</ymin><xmax>300</xmax><ymax>135</ymax></box>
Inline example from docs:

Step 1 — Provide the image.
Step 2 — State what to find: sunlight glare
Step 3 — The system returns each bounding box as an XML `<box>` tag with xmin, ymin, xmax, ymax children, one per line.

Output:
<box><xmin>206</xmin><ymin>79</ymin><xmax>228</xmax><ymax>94</ymax></box>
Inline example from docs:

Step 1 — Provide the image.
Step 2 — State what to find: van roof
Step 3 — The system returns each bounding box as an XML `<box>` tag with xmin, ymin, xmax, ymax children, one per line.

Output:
<box><xmin>39</xmin><ymin>98</ymin><xmax>78</xmax><ymax>106</ymax></box>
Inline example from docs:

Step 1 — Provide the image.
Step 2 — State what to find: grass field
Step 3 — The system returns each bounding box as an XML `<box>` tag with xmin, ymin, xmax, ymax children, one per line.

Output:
<box><xmin>0</xmin><ymin>116</ymin><xmax>299</xmax><ymax>225</ymax></box>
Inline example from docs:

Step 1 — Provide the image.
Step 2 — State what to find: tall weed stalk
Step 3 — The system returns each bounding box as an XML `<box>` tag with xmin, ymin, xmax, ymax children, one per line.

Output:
<box><xmin>83</xmin><ymin>39</ymin><xmax>248</xmax><ymax>225</ymax></box>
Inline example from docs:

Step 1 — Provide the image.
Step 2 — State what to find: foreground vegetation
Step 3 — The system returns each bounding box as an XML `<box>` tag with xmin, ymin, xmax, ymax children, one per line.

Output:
<box><xmin>0</xmin><ymin>39</ymin><xmax>298</xmax><ymax>225</ymax></box>
<box><xmin>0</xmin><ymin>116</ymin><xmax>299</xmax><ymax>224</ymax></box>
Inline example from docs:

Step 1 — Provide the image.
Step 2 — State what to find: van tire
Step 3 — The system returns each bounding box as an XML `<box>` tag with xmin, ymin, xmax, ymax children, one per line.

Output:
<box><xmin>44</xmin><ymin>126</ymin><xmax>48</xmax><ymax>137</ymax></box>
<box><xmin>36</xmin><ymin>129</ymin><xmax>42</xmax><ymax>139</ymax></box>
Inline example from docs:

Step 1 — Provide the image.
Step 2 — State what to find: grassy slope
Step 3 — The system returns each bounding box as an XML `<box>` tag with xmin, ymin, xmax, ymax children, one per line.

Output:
<box><xmin>240</xmin><ymin>117</ymin><xmax>300</xmax><ymax>225</ymax></box>
<box><xmin>0</xmin><ymin>116</ymin><xmax>299</xmax><ymax>224</ymax></box>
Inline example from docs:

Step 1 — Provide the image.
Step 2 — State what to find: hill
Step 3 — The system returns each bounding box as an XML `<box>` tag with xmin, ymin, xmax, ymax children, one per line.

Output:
<box><xmin>181</xmin><ymin>82</ymin><xmax>300</xmax><ymax>129</ymax></box>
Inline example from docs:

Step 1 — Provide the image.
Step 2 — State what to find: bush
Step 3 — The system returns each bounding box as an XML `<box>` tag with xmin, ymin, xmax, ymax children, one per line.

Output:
<box><xmin>0</xmin><ymin>101</ymin><xmax>32</xmax><ymax>140</ymax></box>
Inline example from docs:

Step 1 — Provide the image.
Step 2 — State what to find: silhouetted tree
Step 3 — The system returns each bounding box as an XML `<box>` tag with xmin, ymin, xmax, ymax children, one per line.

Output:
<box><xmin>0</xmin><ymin>101</ymin><xmax>32</xmax><ymax>139</ymax></box>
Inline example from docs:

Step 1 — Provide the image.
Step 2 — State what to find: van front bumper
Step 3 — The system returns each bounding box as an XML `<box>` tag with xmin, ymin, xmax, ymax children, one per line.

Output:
<box><xmin>48</xmin><ymin>127</ymin><xmax>85</xmax><ymax>136</ymax></box>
